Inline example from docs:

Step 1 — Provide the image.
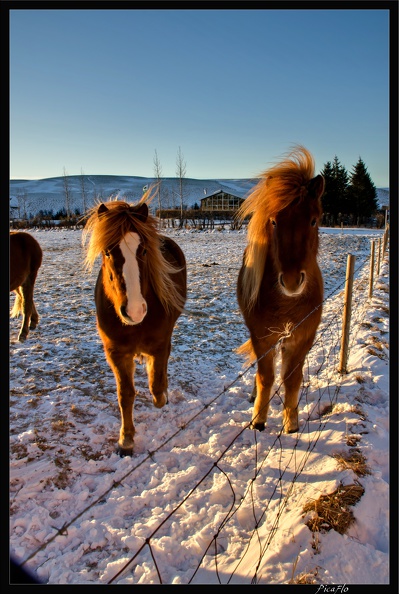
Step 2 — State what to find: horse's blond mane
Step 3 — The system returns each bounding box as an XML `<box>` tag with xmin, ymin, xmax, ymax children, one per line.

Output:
<box><xmin>236</xmin><ymin>145</ymin><xmax>316</xmax><ymax>310</ymax></box>
<box><xmin>82</xmin><ymin>191</ymin><xmax>185</xmax><ymax>313</ymax></box>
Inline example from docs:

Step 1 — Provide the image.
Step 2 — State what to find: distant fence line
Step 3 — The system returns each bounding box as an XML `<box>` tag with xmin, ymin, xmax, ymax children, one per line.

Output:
<box><xmin>10</xmin><ymin>214</ymin><xmax>388</xmax><ymax>232</ymax></box>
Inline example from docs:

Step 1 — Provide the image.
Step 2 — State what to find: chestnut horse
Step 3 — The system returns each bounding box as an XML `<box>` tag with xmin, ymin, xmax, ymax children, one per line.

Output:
<box><xmin>83</xmin><ymin>197</ymin><xmax>187</xmax><ymax>456</ymax></box>
<box><xmin>236</xmin><ymin>146</ymin><xmax>324</xmax><ymax>434</ymax></box>
<box><xmin>10</xmin><ymin>231</ymin><xmax>43</xmax><ymax>342</ymax></box>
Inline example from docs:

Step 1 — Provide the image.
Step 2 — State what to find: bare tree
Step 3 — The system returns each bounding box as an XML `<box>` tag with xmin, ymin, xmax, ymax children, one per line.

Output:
<box><xmin>80</xmin><ymin>168</ymin><xmax>88</xmax><ymax>214</ymax></box>
<box><xmin>17</xmin><ymin>189</ymin><xmax>29</xmax><ymax>220</ymax></box>
<box><xmin>176</xmin><ymin>146</ymin><xmax>187</xmax><ymax>225</ymax></box>
<box><xmin>153</xmin><ymin>149</ymin><xmax>163</xmax><ymax>219</ymax></box>
<box><xmin>63</xmin><ymin>167</ymin><xmax>72</xmax><ymax>219</ymax></box>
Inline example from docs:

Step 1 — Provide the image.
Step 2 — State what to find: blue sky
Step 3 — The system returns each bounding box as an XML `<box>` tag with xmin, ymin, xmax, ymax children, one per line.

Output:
<box><xmin>10</xmin><ymin>8</ymin><xmax>391</xmax><ymax>186</ymax></box>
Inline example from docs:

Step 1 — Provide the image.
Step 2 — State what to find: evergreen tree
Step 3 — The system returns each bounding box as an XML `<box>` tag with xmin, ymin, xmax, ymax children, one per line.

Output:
<box><xmin>332</xmin><ymin>156</ymin><xmax>350</xmax><ymax>216</ymax></box>
<box><xmin>320</xmin><ymin>160</ymin><xmax>335</xmax><ymax>224</ymax></box>
<box><xmin>348</xmin><ymin>158</ymin><xmax>378</xmax><ymax>224</ymax></box>
<box><xmin>320</xmin><ymin>157</ymin><xmax>349</xmax><ymax>225</ymax></box>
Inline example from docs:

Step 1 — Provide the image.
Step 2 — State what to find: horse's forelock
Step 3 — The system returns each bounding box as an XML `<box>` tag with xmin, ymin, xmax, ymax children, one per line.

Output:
<box><xmin>84</xmin><ymin>201</ymin><xmax>158</xmax><ymax>266</ymax></box>
<box><xmin>239</xmin><ymin>146</ymin><xmax>316</xmax><ymax>230</ymax></box>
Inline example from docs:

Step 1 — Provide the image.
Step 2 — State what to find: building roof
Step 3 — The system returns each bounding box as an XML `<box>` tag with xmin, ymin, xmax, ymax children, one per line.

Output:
<box><xmin>201</xmin><ymin>186</ymin><xmax>247</xmax><ymax>200</ymax></box>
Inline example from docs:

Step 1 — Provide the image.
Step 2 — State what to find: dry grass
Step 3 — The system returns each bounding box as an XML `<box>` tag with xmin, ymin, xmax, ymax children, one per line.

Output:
<box><xmin>289</xmin><ymin>550</ymin><xmax>320</xmax><ymax>584</ymax></box>
<box><xmin>377</xmin><ymin>285</ymin><xmax>389</xmax><ymax>294</ymax></box>
<box><xmin>345</xmin><ymin>434</ymin><xmax>361</xmax><ymax>447</ymax></box>
<box><xmin>366</xmin><ymin>347</ymin><xmax>387</xmax><ymax>360</ymax></box>
<box><xmin>333</xmin><ymin>450</ymin><xmax>371</xmax><ymax>477</ymax></box>
<box><xmin>370</xmin><ymin>335</ymin><xmax>389</xmax><ymax>349</ymax></box>
<box><xmin>355</xmin><ymin>374</ymin><xmax>367</xmax><ymax>384</ymax></box>
<box><xmin>290</xmin><ymin>568</ymin><xmax>320</xmax><ymax>584</ymax></box>
<box><xmin>303</xmin><ymin>483</ymin><xmax>365</xmax><ymax>535</ymax></box>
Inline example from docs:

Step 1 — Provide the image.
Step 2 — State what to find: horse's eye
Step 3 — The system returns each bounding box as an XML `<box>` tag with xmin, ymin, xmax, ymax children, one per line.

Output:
<box><xmin>311</xmin><ymin>219</ymin><xmax>317</xmax><ymax>227</ymax></box>
<box><xmin>104</xmin><ymin>249</ymin><xmax>110</xmax><ymax>258</ymax></box>
<box><xmin>142</xmin><ymin>248</ymin><xmax>147</xmax><ymax>256</ymax></box>
<box><xmin>270</xmin><ymin>219</ymin><xmax>277</xmax><ymax>227</ymax></box>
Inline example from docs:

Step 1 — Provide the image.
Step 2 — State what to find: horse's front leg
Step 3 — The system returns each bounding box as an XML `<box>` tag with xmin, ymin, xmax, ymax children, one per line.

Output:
<box><xmin>146</xmin><ymin>345</ymin><xmax>170</xmax><ymax>409</ymax></box>
<box><xmin>251</xmin><ymin>350</ymin><xmax>275</xmax><ymax>431</ymax></box>
<box><xmin>280</xmin><ymin>342</ymin><xmax>307</xmax><ymax>433</ymax></box>
<box><xmin>106</xmin><ymin>349</ymin><xmax>136</xmax><ymax>456</ymax></box>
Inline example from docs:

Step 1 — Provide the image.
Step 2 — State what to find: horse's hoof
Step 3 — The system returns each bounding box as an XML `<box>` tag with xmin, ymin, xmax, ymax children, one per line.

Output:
<box><xmin>284</xmin><ymin>426</ymin><xmax>299</xmax><ymax>434</ymax></box>
<box><xmin>249</xmin><ymin>394</ymin><xmax>256</xmax><ymax>403</ymax></box>
<box><xmin>251</xmin><ymin>422</ymin><xmax>265</xmax><ymax>432</ymax></box>
<box><xmin>116</xmin><ymin>444</ymin><xmax>133</xmax><ymax>457</ymax></box>
<box><xmin>153</xmin><ymin>392</ymin><xmax>168</xmax><ymax>408</ymax></box>
<box><xmin>18</xmin><ymin>335</ymin><xmax>27</xmax><ymax>342</ymax></box>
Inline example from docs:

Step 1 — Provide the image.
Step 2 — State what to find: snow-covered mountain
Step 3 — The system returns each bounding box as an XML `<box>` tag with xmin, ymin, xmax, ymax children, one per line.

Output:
<box><xmin>9</xmin><ymin>175</ymin><xmax>389</xmax><ymax>218</ymax></box>
<box><xmin>9</xmin><ymin>175</ymin><xmax>257</xmax><ymax>218</ymax></box>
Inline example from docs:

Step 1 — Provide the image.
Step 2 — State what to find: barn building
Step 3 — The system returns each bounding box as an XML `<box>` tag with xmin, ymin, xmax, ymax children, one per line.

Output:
<box><xmin>200</xmin><ymin>188</ymin><xmax>245</xmax><ymax>211</ymax></box>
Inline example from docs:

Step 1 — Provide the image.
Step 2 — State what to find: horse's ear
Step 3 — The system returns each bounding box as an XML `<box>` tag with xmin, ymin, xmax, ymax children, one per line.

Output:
<box><xmin>98</xmin><ymin>203</ymin><xmax>108</xmax><ymax>216</ymax></box>
<box><xmin>308</xmin><ymin>175</ymin><xmax>325</xmax><ymax>200</ymax></box>
<box><xmin>134</xmin><ymin>202</ymin><xmax>149</xmax><ymax>222</ymax></box>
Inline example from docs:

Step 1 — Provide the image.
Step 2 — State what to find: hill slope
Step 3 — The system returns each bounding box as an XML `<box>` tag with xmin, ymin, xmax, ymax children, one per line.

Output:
<box><xmin>9</xmin><ymin>175</ymin><xmax>389</xmax><ymax>219</ymax></box>
<box><xmin>9</xmin><ymin>175</ymin><xmax>257</xmax><ymax>218</ymax></box>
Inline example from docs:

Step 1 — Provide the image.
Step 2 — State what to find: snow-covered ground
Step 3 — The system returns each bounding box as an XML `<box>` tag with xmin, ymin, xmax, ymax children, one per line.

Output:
<box><xmin>9</xmin><ymin>226</ymin><xmax>390</xmax><ymax>585</ymax></box>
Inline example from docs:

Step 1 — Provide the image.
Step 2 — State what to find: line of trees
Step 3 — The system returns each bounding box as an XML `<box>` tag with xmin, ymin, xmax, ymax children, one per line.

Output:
<box><xmin>321</xmin><ymin>156</ymin><xmax>382</xmax><ymax>227</ymax></box>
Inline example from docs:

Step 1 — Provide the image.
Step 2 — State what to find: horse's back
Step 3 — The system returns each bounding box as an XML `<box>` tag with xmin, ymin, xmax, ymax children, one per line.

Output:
<box><xmin>160</xmin><ymin>234</ymin><xmax>187</xmax><ymax>294</ymax></box>
<box><xmin>160</xmin><ymin>234</ymin><xmax>186</xmax><ymax>267</ymax></box>
<box><xmin>10</xmin><ymin>232</ymin><xmax>43</xmax><ymax>291</ymax></box>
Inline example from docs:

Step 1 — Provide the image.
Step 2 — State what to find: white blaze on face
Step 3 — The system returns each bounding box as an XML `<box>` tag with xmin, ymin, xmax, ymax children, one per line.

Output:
<box><xmin>120</xmin><ymin>232</ymin><xmax>147</xmax><ymax>324</ymax></box>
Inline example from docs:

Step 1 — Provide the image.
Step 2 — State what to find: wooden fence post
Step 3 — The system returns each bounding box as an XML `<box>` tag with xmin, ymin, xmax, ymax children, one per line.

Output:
<box><xmin>383</xmin><ymin>226</ymin><xmax>389</xmax><ymax>256</ymax></box>
<box><xmin>377</xmin><ymin>237</ymin><xmax>381</xmax><ymax>276</ymax></box>
<box><xmin>368</xmin><ymin>240</ymin><xmax>376</xmax><ymax>299</ymax></box>
<box><xmin>338</xmin><ymin>254</ymin><xmax>356</xmax><ymax>374</ymax></box>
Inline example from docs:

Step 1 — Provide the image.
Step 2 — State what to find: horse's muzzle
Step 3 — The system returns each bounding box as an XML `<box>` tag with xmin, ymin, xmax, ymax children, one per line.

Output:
<box><xmin>279</xmin><ymin>271</ymin><xmax>306</xmax><ymax>296</ymax></box>
<box><xmin>119</xmin><ymin>303</ymin><xmax>147</xmax><ymax>325</ymax></box>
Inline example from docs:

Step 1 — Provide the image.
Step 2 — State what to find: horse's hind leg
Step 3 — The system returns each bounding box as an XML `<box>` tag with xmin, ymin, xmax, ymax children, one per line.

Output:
<box><xmin>10</xmin><ymin>288</ymin><xmax>27</xmax><ymax>342</ymax></box>
<box><xmin>105</xmin><ymin>348</ymin><xmax>136</xmax><ymax>456</ymax></box>
<box><xmin>18</xmin><ymin>283</ymin><xmax>34</xmax><ymax>342</ymax></box>
<box><xmin>146</xmin><ymin>347</ymin><xmax>170</xmax><ymax>409</ymax></box>
<box><xmin>251</xmin><ymin>351</ymin><xmax>275</xmax><ymax>431</ymax></box>
<box><xmin>29</xmin><ymin>300</ymin><xmax>39</xmax><ymax>330</ymax></box>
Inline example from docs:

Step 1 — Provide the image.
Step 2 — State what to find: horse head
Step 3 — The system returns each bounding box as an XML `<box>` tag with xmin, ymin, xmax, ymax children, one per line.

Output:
<box><xmin>98</xmin><ymin>202</ymin><xmax>149</xmax><ymax>325</ymax></box>
<box><xmin>270</xmin><ymin>174</ymin><xmax>324</xmax><ymax>297</ymax></box>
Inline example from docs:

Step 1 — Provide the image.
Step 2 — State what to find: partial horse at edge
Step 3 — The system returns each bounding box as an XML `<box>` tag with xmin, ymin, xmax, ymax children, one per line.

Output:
<box><xmin>10</xmin><ymin>231</ymin><xmax>43</xmax><ymax>342</ymax></box>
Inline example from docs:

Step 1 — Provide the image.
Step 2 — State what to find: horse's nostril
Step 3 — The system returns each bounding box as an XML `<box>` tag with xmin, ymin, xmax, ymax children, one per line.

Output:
<box><xmin>299</xmin><ymin>272</ymin><xmax>305</xmax><ymax>286</ymax></box>
<box><xmin>279</xmin><ymin>273</ymin><xmax>285</xmax><ymax>287</ymax></box>
<box><xmin>120</xmin><ymin>305</ymin><xmax>127</xmax><ymax>318</ymax></box>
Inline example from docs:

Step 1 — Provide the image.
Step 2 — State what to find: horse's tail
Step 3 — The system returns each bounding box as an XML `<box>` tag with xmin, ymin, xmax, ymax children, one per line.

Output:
<box><xmin>236</xmin><ymin>338</ymin><xmax>256</xmax><ymax>365</ymax></box>
<box><xmin>11</xmin><ymin>289</ymin><xmax>22</xmax><ymax>318</ymax></box>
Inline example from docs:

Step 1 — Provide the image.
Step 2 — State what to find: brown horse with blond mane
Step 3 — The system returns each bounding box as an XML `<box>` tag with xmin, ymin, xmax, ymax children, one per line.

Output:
<box><xmin>10</xmin><ymin>231</ymin><xmax>43</xmax><ymax>342</ymax></box>
<box><xmin>236</xmin><ymin>146</ymin><xmax>324</xmax><ymax>434</ymax></box>
<box><xmin>83</xmin><ymin>195</ymin><xmax>187</xmax><ymax>456</ymax></box>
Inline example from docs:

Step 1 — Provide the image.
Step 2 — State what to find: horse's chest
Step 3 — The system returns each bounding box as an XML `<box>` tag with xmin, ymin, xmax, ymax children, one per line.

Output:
<box><xmin>254</xmin><ymin>289</ymin><xmax>309</xmax><ymax>327</ymax></box>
